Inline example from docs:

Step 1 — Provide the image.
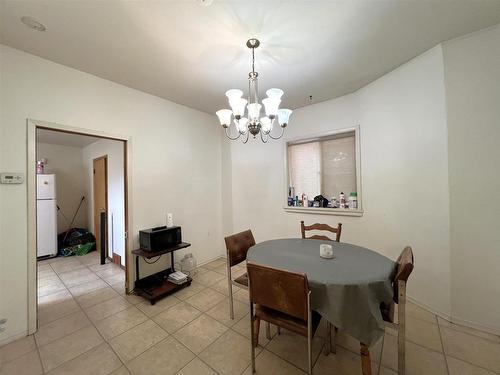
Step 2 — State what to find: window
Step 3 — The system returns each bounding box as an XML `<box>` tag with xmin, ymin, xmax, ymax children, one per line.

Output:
<box><xmin>285</xmin><ymin>128</ymin><xmax>361</xmax><ymax>214</ymax></box>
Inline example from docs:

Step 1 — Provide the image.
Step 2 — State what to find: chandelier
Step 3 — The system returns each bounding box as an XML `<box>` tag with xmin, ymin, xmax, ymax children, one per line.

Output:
<box><xmin>216</xmin><ymin>38</ymin><xmax>292</xmax><ymax>143</ymax></box>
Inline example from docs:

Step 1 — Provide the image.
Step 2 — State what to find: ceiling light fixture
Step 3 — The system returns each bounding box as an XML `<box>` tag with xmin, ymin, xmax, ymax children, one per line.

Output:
<box><xmin>20</xmin><ymin>16</ymin><xmax>46</xmax><ymax>32</ymax></box>
<box><xmin>216</xmin><ymin>38</ymin><xmax>292</xmax><ymax>143</ymax></box>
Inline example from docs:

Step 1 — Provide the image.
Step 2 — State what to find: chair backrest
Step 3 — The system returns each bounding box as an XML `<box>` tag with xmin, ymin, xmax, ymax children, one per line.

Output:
<box><xmin>392</xmin><ymin>246</ymin><xmax>414</xmax><ymax>303</ymax></box>
<box><xmin>300</xmin><ymin>221</ymin><xmax>342</xmax><ymax>242</ymax></box>
<box><xmin>247</xmin><ymin>262</ymin><xmax>309</xmax><ymax>321</ymax></box>
<box><xmin>224</xmin><ymin>230</ymin><xmax>256</xmax><ymax>267</ymax></box>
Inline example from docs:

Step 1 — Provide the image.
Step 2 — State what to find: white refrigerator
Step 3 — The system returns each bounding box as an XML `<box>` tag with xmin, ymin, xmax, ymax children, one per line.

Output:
<box><xmin>37</xmin><ymin>174</ymin><xmax>58</xmax><ymax>258</ymax></box>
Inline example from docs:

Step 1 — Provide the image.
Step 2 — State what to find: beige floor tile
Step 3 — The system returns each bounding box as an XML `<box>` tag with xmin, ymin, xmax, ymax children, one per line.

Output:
<box><xmin>212</xmin><ymin>263</ymin><xmax>228</xmax><ymax>275</ymax></box>
<box><xmin>122</xmin><ymin>293</ymin><xmax>144</xmax><ymax>305</ymax></box>
<box><xmin>199</xmin><ymin>329</ymin><xmax>258</xmax><ymax>375</ymax></box>
<box><xmin>185</xmin><ymin>288</ymin><xmax>225</xmax><ymax>312</ymax></box>
<box><xmin>404</xmin><ymin>302</ymin><xmax>438</xmax><ymax>325</ymax></box>
<box><xmin>61</xmin><ymin>272</ymin><xmax>100</xmax><ymax>288</ymax></box>
<box><xmin>35</xmin><ymin>310</ymin><xmax>91</xmax><ymax>346</ymax></box>
<box><xmin>265</xmin><ymin>329</ymin><xmax>324</xmax><ymax>372</ymax></box>
<box><xmin>233</xmin><ymin>288</ymin><xmax>250</xmax><ymax>303</ymax></box>
<box><xmin>173</xmin><ymin>281</ymin><xmax>206</xmax><ymax>300</ymax></box>
<box><xmin>152</xmin><ymin>301</ymin><xmax>201</xmax><ymax>333</ymax></box>
<box><xmin>77</xmin><ymin>253</ymin><xmax>101</xmax><ymax>266</ymax></box>
<box><xmin>379</xmin><ymin>365</ymin><xmax>398</xmax><ymax>375</ymax></box>
<box><xmin>102</xmin><ymin>273</ymin><xmax>126</xmax><ymax>285</ymax></box>
<box><xmin>242</xmin><ymin>349</ymin><xmax>306</xmax><ymax>375</ymax></box>
<box><xmin>193</xmin><ymin>270</ymin><xmax>226</xmax><ymax>286</ymax></box>
<box><xmin>88</xmin><ymin>261</ymin><xmax>116</xmax><ymax>273</ymax></box>
<box><xmin>45</xmin><ymin>342</ymin><xmax>122</xmax><ymax>375</ymax></box>
<box><xmin>94</xmin><ymin>266</ymin><xmax>123</xmax><ymax>279</ymax></box>
<box><xmin>110</xmin><ymin>281</ymin><xmax>127</xmax><ymax>295</ymax></box>
<box><xmin>38</xmin><ymin>276</ymin><xmax>64</xmax><ymax>289</ymax></box>
<box><xmin>313</xmin><ymin>346</ymin><xmax>378</xmax><ymax>375</ymax></box>
<box><xmin>109</xmin><ymin>320</ymin><xmax>168</xmax><ymax>363</ymax></box>
<box><xmin>203</xmin><ymin>258</ymin><xmax>226</xmax><ymax>270</ymax></box>
<box><xmin>38</xmin><ymin>326</ymin><xmax>103</xmax><ymax>372</ymax></box>
<box><xmin>446</xmin><ymin>356</ymin><xmax>497</xmax><ymax>375</ymax></box>
<box><xmin>381</xmin><ymin>332</ymin><xmax>447</xmax><ymax>374</ymax></box>
<box><xmin>38</xmin><ymin>282</ymin><xmax>68</xmax><ymax>298</ymax></box>
<box><xmin>38</xmin><ymin>261</ymin><xmax>52</xmax><ymax>271</ymax></box>
<box><xmin>232</xmin><ymin>313</ymin><xmax>277</xmax><ymax>347</ymax></box>
<box><xmin>127</xmin><ymin>336</ymin><xmax>194</xmax><ymax>375</ymax></box>
<box><xmin>136</xmin><ymin>295</ymin><xmax>180</xmax><ymax>317</ymax></box>
<box><xmin>51</xmin><ymin>260</ymin><xmax>86</xmax><ymax>274</ymax></box>
<box><xmin>438</xmin><ymin>317</ymin><xmax>500</xmax><ymax>343</ymax></box>
<box><xmin>324</xmin><ymin>328</ymin><xmax>384</xmax><ymax>363</ymax></box>
<box><xmin>85</xmin><ymin>296</ymin><xmax>132</xmax><ymax>323</ymax></box>
<box><xmin>0</xmin><ymin>349</ymin><xmax>43</xmax><ymax>375</ymax></box>
<box><xmin>75</xmin><ymin>286</ymin><xmax>120</xmax><ymax>309</ymax></box>
<box><xmin>38</xmin><ymin>269</ymin><xmax>58</xmax><ymax>280</ymax></box>
<box><xmin>176</xmin><ymin>357</ymin><xmax>217</xmax><ymax>375</ymax></box>
<box><xmin>38</xmin><ymin>298</ymin><xmax>81</xmax><ymax>327</ymax></box>
<box><xmin>38</xmin><ymin>289</ymin><xmax>73</xmax><ymax>307</ymax></box>
<box><xmin>441</xmin><ymin>326</ymin><xmax>500</xmax><ymax>373</ymax></box>
<box><xmin>68</xmin><ymin>279</ymin><xmax>109</xmax><ymax>297</ymax></box>
<box><xmin>174</xmin><ymin>314</ymin><xmax>228</xmax><ymax>354</ymax></box>
<box><xmin>95</xmin><ymin>306</ymin><xmax>148</xmax><ymax>340</ymax></box>
<box><xmin>210</xmin><ymin>278</ymin><xmax>241</xmax><ymax>296</ymax></box>
<box><xmin>0</xmin><ymin>335</ymin><xmax>36</xmax><ymax>364</ymax></box>
<box><xmin>110</xmin><ymin>366</ymin><xmax>131</xmax><ymax>375</ymax></box>
<box><xmin>206</xmin><ymin>298</ymin><xmax>247</xmax><ymax>327</ymax></box>
<box><xmin>386</xmin><ymin>316</ymin><xmax>442</xmax><ymax>352</ymax></box>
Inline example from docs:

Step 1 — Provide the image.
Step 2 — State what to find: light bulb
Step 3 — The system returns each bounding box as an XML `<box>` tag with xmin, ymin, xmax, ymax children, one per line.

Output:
<box><xmin>261</xmin><ymin>116</ymin><xmax>272</xmax><ymax>133</ymax></box>
<box><xmin>247</xmin><ymin>103</ymin><xmax>262</xmax><ymax>121</ymax></box>
<box><xmin>216</xmin><ymin>109</ymin><xmax>233</xmax><ymax>127</ymax></box>
<box><xmin>277</xmin><ymin>109</ymin><xmax>292</xmax><ymax>127</ymax></box>
<box><xmin>236</xmin><ymin>117</ymin><xmax>249</xmax><ymax>133</ymax></box>
<box><xmin>230</xmin><ymin>98</ymin><xmax>247</xmax><ymax>119</ymax></box>
<box><xmin>266</xmin><ymin>88</ymin><xmax>284</xmax><ymax>99</ymax></box>
<box><xmin>262</xmin><ymin>97</ymin><xmax>281</xmax><ymax>118</ymax></box>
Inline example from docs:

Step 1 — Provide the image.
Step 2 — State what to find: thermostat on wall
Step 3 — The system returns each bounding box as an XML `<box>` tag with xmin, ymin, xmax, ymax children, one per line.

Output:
<box><xmin>0</xmin><ymin>173</ymin><xmax>24</xmax><ymax>184</ymax></box>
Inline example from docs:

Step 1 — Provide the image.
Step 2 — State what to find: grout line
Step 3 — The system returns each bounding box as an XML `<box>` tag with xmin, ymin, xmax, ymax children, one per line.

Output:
<box><xmin>436</xmin><ymin>313</ymin><xmax>451</xmax><ymax>375</ymax></box>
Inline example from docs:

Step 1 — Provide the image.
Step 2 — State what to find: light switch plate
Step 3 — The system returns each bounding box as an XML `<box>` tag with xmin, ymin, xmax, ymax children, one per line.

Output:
<box><xmin>0</xmin><ymin>173</ymin><xmax>24</xmax><ymax>184</ymax></box>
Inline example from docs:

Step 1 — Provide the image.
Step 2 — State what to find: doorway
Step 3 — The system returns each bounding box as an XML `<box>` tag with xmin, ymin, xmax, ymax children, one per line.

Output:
<box><xmin>27</xmin><ymin>119</ymin><xmax>131</xmax><ymax>334</ymax></box>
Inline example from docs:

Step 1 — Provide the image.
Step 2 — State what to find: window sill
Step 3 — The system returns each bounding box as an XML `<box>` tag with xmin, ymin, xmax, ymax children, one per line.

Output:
<box><xmin>283</xmin><ymin>206</ymin><xmax>364</xmax><ymax>217</ymax></box>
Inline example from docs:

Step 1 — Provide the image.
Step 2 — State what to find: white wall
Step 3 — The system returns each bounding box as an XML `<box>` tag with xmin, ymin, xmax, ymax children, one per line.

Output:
<box><xmin>443</xmin><ymin>25</ymin><xmax>500</xmax><ymax>332</ymax></box>
<box><xmin>0</xmin><ymin>45</ymin><xmax>223</xmax><ymax>343</ymax></box>
<box><xmin>36</xmin><ymin>142</ymin><xmax>88</xmax><ymax>233</ymax></box>
<box><xmin>226</xmin><ymin>46</ymin><xmax>452</xmax><ymax>317</ymax></box>
<box><xmin>82</xmin><ymin>139</ymin><xmax>126</xmax><ymax>266</ymax></box>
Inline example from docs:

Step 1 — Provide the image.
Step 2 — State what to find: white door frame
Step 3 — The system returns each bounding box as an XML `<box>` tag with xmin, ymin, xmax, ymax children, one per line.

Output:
<box><xmin>27</xmin><ymin>118</ymin><xmax>133</xmax><ymax>334</ymax></box>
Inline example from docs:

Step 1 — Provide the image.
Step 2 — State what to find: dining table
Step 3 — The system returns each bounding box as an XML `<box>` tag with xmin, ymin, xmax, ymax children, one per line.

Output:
<box><xmin>246</xmin><ymin>238</ymin><xmax>396</xmax><ymax>347</ymax></box>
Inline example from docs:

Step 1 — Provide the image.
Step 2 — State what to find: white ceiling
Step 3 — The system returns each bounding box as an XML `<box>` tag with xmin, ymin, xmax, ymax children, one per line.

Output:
<box><xmin>37</xmin><ymin>128</ymin><xmax>101</xmax><ymax>148</ymax></box>
<box><xmin>2</xmin><ymin>0</ymin><xmax>500</xmax><ymax>114</ymax></box>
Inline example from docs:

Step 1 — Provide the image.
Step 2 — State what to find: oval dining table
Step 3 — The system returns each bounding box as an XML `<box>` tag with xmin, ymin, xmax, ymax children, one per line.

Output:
<box><xmin>247</xmin><ymin>238</ymin><xmax>396</xmax><ymax>351</ymax></box>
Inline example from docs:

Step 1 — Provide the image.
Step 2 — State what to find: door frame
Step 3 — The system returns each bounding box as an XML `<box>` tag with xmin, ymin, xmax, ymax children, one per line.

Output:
<box><xmin>27</xmin><ymin>118</ymin><xmax>133</xmax><ymax>335</ymax></box>
<box><xmin>92</xmin><ymin>155</ymin><xmax>109</xmax><ymax>259</ymax></box>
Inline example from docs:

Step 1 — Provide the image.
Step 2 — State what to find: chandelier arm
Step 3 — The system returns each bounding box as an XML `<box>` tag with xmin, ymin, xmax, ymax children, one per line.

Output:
<box><xmin>224</xmin><ymin>126</ymin><xmax>242</xmax><ymax>141</ymax></box>
<box><xmin>268</xmin><ymin>126</ymin><xmax>285</xmax><ymax>140</ymax></box>
<box><xmin>260</xmin><ymin>130</ymin><xmax>269</xmax><ymax>143</ymax></box>
<box><xmin>241</xmin><ymin>131</ymin><xmax>250</xmax><ymax>144</ymax></box>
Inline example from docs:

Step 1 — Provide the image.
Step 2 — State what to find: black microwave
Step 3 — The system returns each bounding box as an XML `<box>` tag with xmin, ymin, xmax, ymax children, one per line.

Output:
<box><xmin>139</xmin><ymin>226</ymin><xmax>182</xmax><ymax>251</ymax></box>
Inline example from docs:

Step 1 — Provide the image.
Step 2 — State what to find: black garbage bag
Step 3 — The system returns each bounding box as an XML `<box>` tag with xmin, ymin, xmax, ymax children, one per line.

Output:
<box><xmin>58</xmin><ymin>228</ymin><xmax>96</xmax><ymax>256</ymax></box>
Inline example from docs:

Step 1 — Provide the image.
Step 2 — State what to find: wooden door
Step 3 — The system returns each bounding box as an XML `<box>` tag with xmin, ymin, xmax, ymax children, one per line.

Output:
<box><xmin>93</xmin><ymin>156</ymin><xmax>108</xmax><ymax>257</ymax></box>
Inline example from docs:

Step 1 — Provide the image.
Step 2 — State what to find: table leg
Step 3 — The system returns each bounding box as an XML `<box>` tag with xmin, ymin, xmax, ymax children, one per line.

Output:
<box><xmin>135</xmin><ymin>255</ymin><xmax>140</xmax><ymax>282</ymax></box>
<box><xmin>360</xmin><ymin>343</ymin><xmax>372</xmax><ymax>375</ymax></box>
<box><xmin>171</xmin><ymin>252</ymin><xmax>175</xmax><ymax>273</ymax></box>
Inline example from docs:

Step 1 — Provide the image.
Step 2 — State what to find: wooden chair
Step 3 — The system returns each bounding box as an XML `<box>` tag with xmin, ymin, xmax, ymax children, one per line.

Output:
<box><xmin>301</xmin><ymin>220</ymin><xmax>342</xmax><ymax>356</ymax></box>
<box><xmin>247</xmin><ymin>262</ymin><xmax>322</xmax><ymax>375</ymax></box>
<box><xmin>378</xmin><ymin>246</ymin><xmax>414</xmax><ymax>375</ymax></box>
<box><xmin>300</xmin><ymin>221</ymin><xmax>342</xmax><ymax>242</ymax></box>
<box><xmin>224</xmin><ymin>230</ymin><xmax>255</xmax><ymax>320</ymax></box>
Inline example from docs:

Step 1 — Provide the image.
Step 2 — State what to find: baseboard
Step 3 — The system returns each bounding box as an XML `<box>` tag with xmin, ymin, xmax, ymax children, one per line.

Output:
<box><xmin>407</xmin><ymin>295</ymin><xmax>500</xmax><ymax>336</ymax></box>
<box><xmin>0</xmin><ymin>330</ymin><xmax>28</xmax><ymax>348</ymax></box>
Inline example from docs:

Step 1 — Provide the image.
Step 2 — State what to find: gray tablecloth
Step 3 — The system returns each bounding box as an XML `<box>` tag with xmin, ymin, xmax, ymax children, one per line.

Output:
<box><xmin>247</xmin><ymin>238</ymin><xmax>396</xmax><ymax>346</ymax></box>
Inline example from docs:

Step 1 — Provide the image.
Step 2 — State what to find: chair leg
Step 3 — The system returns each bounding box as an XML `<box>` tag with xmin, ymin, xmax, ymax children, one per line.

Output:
<box><xmin>398</xmin><ymin>280</ymin><xmax>406</xmax><ymax>375</ymax></box>
<box><xmin>227</xmin><ymin>267</ymin><xmax>234</xmax><ymax>320</ymax></box>
<box><xmin>323</xmin><ymin>322</ymin><xmax>332</xmax><ymax>355</ymax></box>
<box><xmin>332</xmin><ymin>326</ymin><xmax>338</xmax><ymax>354</ymax></box>
<box><xmin>266</xmin><ymin>321</ymin><xmax>271</xmax><ymax>340</ymax></box>
<box><xmin>360</xmin><ymin>343</ymin><xmax>372</xmax><ymax>375</ymax></box>
<box><xmin>277</xmin><ymin>326</ymin><xmax>281</xmax><ymax>335</ymax></box>
<box><xmin>250</xmin><ymin>303</ymin><xmax>256</xmax><ymax>373</ymax></box>
<box><xmin>307</xmin><ymin>292</ymin><xmax>313</xmax><ymax>375</ymax></box>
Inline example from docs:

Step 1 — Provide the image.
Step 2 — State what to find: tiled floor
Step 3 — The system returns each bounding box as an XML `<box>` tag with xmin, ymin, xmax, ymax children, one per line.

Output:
<box><xmin>1</xmin><ymin>254</ymin><xmax>500</xmax><ymax>374</ymax></box>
